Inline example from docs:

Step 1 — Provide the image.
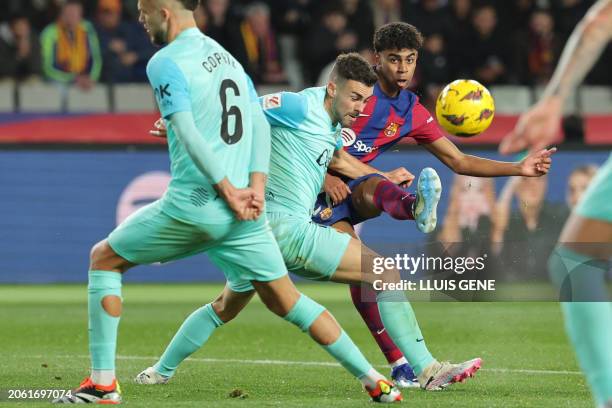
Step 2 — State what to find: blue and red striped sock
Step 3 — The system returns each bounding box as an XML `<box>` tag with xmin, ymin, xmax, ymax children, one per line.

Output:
<box><xmin>373</xmin><ymin>180</ymin><xmax>416</xmax><ymax>220</ymax></box>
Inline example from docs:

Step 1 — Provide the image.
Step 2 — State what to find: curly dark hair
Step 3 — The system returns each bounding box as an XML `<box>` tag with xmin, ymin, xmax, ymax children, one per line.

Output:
<box><xmin>373</xmin><ymin>22</ymin><xmax>424</xmax><ymax>53</ymax></box>
<box><xmin>177</xmin><ymin>0</ymin><xmax>200</xmax><ymax>11</ymax></box>
<box><xmin>333</xmin><ymin>53</ymin><xmax>378</xmax><ymax>87</ymax></box>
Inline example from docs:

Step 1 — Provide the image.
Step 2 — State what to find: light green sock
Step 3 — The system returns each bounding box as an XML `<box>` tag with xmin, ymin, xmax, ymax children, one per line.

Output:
<box><xmin>154</xmin><ymin>304</ymin><xmax>223</xmax><ymax>377</ymax></box>
<box><xmin>549</xmin><ymin>246</ymin><xmax>612</xmax><ymax>405</ymax></box>
<box><xmin>88</xmin><ymin>270</ymin><xmax>122</xmax><ymax>370</ymax></box>
<box><xmin>284</xmin><ymin>294</ymin><xmax>373</xmax><ymax>380</ymax></box>
<box><xmin>376</xmin><ymin>291</ymin><xmax>434</xmax><ymax>375</ymax></box>
<box><xmin>321</xmin><ymin>331</ymin><xmax>373</xmax><ymax>379</ymax></box>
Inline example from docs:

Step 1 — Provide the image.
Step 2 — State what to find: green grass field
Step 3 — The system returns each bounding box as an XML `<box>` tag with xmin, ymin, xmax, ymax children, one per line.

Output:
<box><xmin>0</xmin><ymin>284</ymin><xmax>593</xmax><ymax>407</ymax></box>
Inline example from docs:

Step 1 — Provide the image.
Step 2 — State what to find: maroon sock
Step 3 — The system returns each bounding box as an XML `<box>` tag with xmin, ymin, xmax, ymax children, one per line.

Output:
<box><xmin>349</xmin><ymin>284</ymin><xmax>404</xmax><ymax>364</ymax></box>
<box><xmin>372</xmin><ymin>180</ymin><xmax>416</xmax><ymax>220</ymax></box>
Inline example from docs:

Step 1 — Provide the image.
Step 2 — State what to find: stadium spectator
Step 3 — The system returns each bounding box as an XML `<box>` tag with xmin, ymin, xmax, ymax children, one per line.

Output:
<box><xmin>514</xmin><ymin>9</ymin><xmax>562</xmax><ymax>85</ymax></box>
<box><xmin>341</xmin><ymin>0</ymin><xmax>375</xmax><ymax>50</ymax></box>
<box><xmin>566</xmin><ymin>164</ymin><xmax>599</xmax><ymax>209</ymax></box>
<box><xmin>0</xmin><ymin>14</ymin><xmax>42</xmax><ymax>81</ymax></box>
<box><xmin>194</xmin><ymin>3</ymin><xmax>208</xmax><ymax>32</ymax></box>
<box><xmin>371</xmin><ymin>0</ymin><xmax>402</xmax><ymax>28</ymax></box>
<box><xmin>505</xmin><ymin>0</ymin><xmax>537</xmax><ymax>32</ymax></box>
<box><xmin>459</xmin><ymin>5</ymin><xmax>512</xmax><ymax>85</ymax></box>
<box><xmin>403</xmin><ymin>0</ymin><xmax>452</xmax><ymax>38</ymax></box>
<box><xmin>551</xmin><ymin>0</ymin><xmax>591</xmax><ymax>41</ymax></box>
<box><xmin>40</xmin><ymin>0</ymin><xmax>102</xmax><ymax>90</ymax></box>
<box><xmin>415</xmin><ymin>33</ymin><xmax>451</xmax><ymax>110</ymax></box>
<box><xmin>491</xmin><ymin>175</ymin><xmax>568</xmax><ymax>280</ymax></box>
<box><xmin>234</xmin><ymin>2</ymin><xmax>286</xmax><ymax>84</ymax></box>
<box><xmin>268</xmin><ymin>0</ymin><xmax>314</xmax><ymax>36</ymax></box>
<box><xmin>437</xmin><ymin>175</ymin><xmax>496</xmax><ymax>258</ymax></box>
<box><xmin>95</xmin><ymin>0</ymin><xmax>154</xmax><ymax>83</ymax></box>
<box><xmin>304</xmin><ymin>3</ymin><xmax>357</xmax><ymax>84</ymax></box>
<box><xmin>202</xmin><ymin>0</ymin><xmax>239</xmax><ymax>52</ymax></box>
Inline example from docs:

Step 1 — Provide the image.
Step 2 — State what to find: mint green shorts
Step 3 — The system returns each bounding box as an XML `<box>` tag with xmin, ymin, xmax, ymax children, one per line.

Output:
<box><xmin>267</xmin><ymin>212</ymin><xmax>351</xmax><ymax>281</ymax></box>
<box><xmin>576</xmin><ymin>153</ymin><xmax>612</xmax><ymax>223</ymax></box>
<box><xmin>108</xmin><ymin>201</ymin><xmax>287</xmax><ymax>292</ymax></box>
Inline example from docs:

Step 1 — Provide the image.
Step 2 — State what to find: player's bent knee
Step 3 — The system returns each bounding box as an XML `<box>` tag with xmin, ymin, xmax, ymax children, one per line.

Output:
<box><xmin>89</xmin><ymin>240</ymin><xmax>131</xmax><ymax>273</ymax></box>
<box><xmin>283</xmin><ymin>294</ymin><xmax>326</xmax><ymax>332</ymax></box>
<box><xmin>101</xmin><ymin>295</ymin><xmax>122</xmax><ymax>317</ymax></box>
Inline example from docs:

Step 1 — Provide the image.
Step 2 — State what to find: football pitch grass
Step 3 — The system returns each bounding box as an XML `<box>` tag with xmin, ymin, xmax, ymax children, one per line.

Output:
<box><xmin>0</xmin><ymin>284</ymin><xmax>592</xmax><ymax>407</ymax></box>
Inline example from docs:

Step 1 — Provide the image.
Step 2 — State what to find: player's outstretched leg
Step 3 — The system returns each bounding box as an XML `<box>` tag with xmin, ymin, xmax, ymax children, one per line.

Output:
<box><xmin>348</xmin><ymin>284</ymin><xmax>418</xmax><ymax>388</ymax></box>
<box><xmin>252</xmin><ymin>275</ymin><xmax>402</xmax><ymax>403</ymax></box>
<box><xmin>54</xmin><ymin>240</ymin><xmax>131</xmax><ymax>404</ymax></box>
<box><xmin>135</xmin><ymin>286</ymin><xmax>254</xmax><ymax>384</ymax></box>
<box><xmin>332</xmin><ymin>238</ymin><xmax>481</xmax><ymax>390</ymax></box>
<box><xmin>351</xmin><ymin>168</ymin><xmax>442</xmax><ymax>233</ymax></box>
<box><xmin>333</xmin><ymin>221</ymin><xmax>417</xmax><ymax>387</ymax></box>
<box><xmin>549</xmin><ymin>215</ymin><xmax>612</xmax><ymax>407</ymax></box>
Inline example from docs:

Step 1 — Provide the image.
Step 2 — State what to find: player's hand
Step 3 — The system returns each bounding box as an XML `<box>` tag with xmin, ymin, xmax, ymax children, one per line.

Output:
<box><xmin>228</xmin><ymin>187</ymin><xmax>263</xmax><ymax>221</ymax></box>
<box><xmin>324</xmin><ymin>174</ymin><xmax>351</xmax><ymax>206</ymax></box>
<box><xmin>519</xmin><ymin>147</ymin><xmax>557</xmax><ymax>177</ymax></box>
<box><xmin>150</xmin><ymin>118</ymin><xmax>167</xmax><ymax>138</ymax></box>
<box><xmin>499</xmin><ymin>96</ymin><xmax>563</xmax><ymax>155</ymax></box>
<box><xmin>384</xmin><ymin>167</ymin><xmax>415</xmax><ymax>188</ymax></box>
<box><xmin>215</xmin><ymin>179</ymin><xmax>261</xmax><ymax>221</ymax></box>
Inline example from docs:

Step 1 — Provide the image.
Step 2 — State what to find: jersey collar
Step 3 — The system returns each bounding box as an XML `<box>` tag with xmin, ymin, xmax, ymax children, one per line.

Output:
<box><xmin>176</xmin><ymin>27</ymin><xmax>201</xmax><ymax>41</ymax></box>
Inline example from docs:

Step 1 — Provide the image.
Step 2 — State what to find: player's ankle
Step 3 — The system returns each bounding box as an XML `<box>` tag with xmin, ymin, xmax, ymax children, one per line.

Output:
<box><xmin>91</xmin><ymin>369</ymin><xmax>116</xmax><ymax>387</ymax></box>
<box><xmin>359</xmin><ymin>368</ymin><xmax>386</xmax><ymax>389</ymax></box>
<box><xmin>390</xmin><ymin>357</ymin><xmax>408</xmax><ymax>369</ymax></box>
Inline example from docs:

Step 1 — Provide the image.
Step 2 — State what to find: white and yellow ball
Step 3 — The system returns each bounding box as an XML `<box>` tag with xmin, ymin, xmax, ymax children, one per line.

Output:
<box><xmin>435</xmin><ymin>79</ymin><xmax>495</xmax><ymax>137</ymax></box>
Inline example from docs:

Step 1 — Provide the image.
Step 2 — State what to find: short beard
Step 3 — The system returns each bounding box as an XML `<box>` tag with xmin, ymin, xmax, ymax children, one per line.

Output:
<box><xmin>152</xmin><ymin>29</ymin><xmax>167</xmax><ymax>46</ymax></box>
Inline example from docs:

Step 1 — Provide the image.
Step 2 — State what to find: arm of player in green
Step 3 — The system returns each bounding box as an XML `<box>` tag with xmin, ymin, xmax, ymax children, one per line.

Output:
<box><xmin>246</xmin><ymin>75</ymin><xmax>271</xmax><ymax>175</ymax></box>
<box><xmin>329</xmin><ymin>148</ymin><xmax>382</xmax><ymax>179</ymax></box>
<box><xmin>168</xmin><ymin>111</ymin><xmax>226</xmax><ymax>184</ymax></box>
<box><xmin>147</xmin><ymin>55</ymin><xmax>227</xmax><ymax>184</ymax></box>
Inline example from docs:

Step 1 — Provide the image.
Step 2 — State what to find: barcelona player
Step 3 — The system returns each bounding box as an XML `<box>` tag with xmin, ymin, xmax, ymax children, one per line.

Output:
<box><xmin>311</xmin><ymin>22</ymin><xmax>557</xmax><ymax>387</ymax></box>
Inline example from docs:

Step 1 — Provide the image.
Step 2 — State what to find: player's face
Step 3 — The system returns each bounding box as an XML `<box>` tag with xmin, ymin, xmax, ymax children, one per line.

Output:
<box><xmin>331</xmin><ymin>79</ymin><xmax>374</xmax><ymax>127</ymax></box>
<box><xmin>567</xmin><ymin>172</ymin><xmax>593</xmax><ymax>208</ymax></box>
<box><xmin>138</xmin><ymin>0</ymin><xmax>170</xmax><ymax>46</ymax></box>
<box><xmin>375</xmin><ymin>48</ymin><xmax>418</xmax><ymax>92</ymax></box>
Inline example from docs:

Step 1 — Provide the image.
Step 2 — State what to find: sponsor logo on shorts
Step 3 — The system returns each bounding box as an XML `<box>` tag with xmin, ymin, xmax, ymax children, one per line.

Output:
<box><xmin>340</xmin><ymin>128</ymin><xmax>357</xmax><ymax>147</ymax></box>
<box><xmin>263</xmin><ymin>93</ymin><xmax>281</xmax><ymax>110</ymax></box>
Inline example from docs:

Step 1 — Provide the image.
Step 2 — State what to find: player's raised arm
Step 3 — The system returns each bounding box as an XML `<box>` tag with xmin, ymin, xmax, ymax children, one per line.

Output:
<box><xmin>500</xmin><ymin>0</ymin><xmax>612</xmax><ymax>154</ymax></box>
<box><xmin>425</xmin><ymin>136</ymin><xmax>556</xmax><ymax>177</ymax></box>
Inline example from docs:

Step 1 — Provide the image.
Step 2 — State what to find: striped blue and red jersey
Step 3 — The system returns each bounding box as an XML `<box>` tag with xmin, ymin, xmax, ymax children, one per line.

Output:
<box><xmin>342</xmin><ymin>82</ymin><xmax>443</xmax><ymax>163</ymax></box>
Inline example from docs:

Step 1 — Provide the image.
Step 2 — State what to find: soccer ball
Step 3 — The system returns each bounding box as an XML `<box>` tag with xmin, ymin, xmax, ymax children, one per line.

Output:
<box><xmin>435</xmin><ymin>79</ymin><xmax>495</xmax><ymax>137</ymax></box>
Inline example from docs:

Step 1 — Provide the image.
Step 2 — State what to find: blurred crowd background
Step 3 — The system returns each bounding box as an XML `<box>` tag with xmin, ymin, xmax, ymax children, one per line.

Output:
<box><xmin>1</xmin><ymin>0</ymin><xmax>610</xmax><ymax>283</ymax></box>
<box><xmin>1</xmin><ymin>0</ymin><xmax>610</xmax><ymax>105</ymax></box>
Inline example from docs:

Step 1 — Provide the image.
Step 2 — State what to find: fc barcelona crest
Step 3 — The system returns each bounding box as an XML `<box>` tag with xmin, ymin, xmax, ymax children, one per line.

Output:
<box><xmin>384</xmin><ymin>122</ymin><xmax>400</xmax><ymax>137</ymax></box>
<box><xmin>320</xmin><ymin>207</ymin><xmax>333</xmax><ymax>221</ymax></box>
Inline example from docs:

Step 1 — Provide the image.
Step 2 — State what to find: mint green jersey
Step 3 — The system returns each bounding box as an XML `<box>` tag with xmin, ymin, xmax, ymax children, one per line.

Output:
<box><xmin>259</xmin><ymin>87</ymin><xmax>342</xmax><ymax>217</ymax></box>
<box><xmin>147</xmin><ymin>28</ymin><xmax>258</xmax><ymax>224</ymax></box>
